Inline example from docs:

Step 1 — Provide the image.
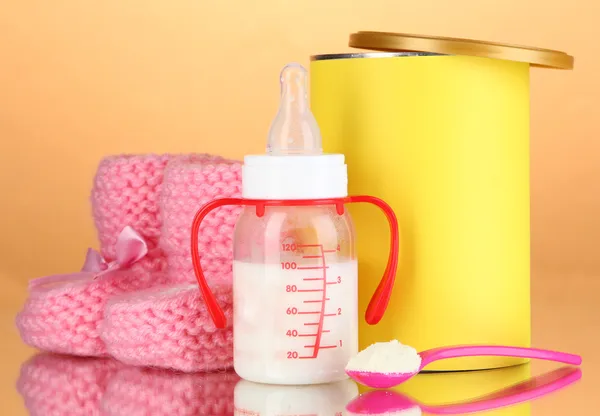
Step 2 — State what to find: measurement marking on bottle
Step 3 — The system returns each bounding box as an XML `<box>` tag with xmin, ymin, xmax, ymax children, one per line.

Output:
<box><xmin>324</xmin><ymin>313</ymin><xmax>337</xmax><ymax>317</ymax></box>
<box><xmin>304</xmin><ymin>345</ymin><xmax>337</xmax><ymax>350</ymax></box>
<box><xmin>309</xmin><ymin>245</ymin><xmax>329</xmax><ymax>358</ymax></box>
<box><xmin>297</xmin><ymin>266</ymin><xmax>329</xmax><ymax>270</ymax></box>
<box><xmin>303</xmin><ymin>298</ymin><xmax>329</xmax><ymax>303</ymax></box>
<box><xmin>326</xmin><ymin>281</ymin><xmax>338</xmax><ymax>285</ymax></box>
<box><xmin>285</xmin><ymin>244</ymin><xmax>341</xmax><ymax>360</ymax></box>
<box><xmin>298</xmin><ymin>330</ymin><xmax>330</xmax><ymax>337</ymax></box>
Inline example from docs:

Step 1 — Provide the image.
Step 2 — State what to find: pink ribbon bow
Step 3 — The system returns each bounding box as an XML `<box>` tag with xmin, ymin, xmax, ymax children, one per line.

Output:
<box><xmin>28</xmin><ymin>226</ymin><xmax>148</xmax><ymax>291</ymax></box>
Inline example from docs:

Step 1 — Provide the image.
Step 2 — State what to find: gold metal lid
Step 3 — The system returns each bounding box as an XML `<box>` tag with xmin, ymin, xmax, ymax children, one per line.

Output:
<box><xmin>348</xmin><ymin>31</ymin><xmax>574</xmax><ymax>69</ymax></box>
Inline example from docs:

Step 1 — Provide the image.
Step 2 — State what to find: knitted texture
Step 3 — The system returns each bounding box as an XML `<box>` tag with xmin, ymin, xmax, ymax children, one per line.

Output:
<box><xmin>16</xmin><ymin>154</ymin><xmax>177</xmax><ymax>357</ymax></box>
<box><xmin>91</xmin><ymin>154</ymin><xmax>169</xmax><ymax>263</ymax></box>
<box><xmin>17</xmin><ymin>353</ymin><xmax>122</xmax><ymax>416</ymax></box>
<box><xmin>17</xmin><ymin>353</ymin><xmax>237</xmax><ymax>416</ymax></box>
<box><xmin>159</xmin><ymin>156</ymin><xmax>242</xmax><ymax>285</ymax></box>
<box><xmin>101</xmin><ymin>283</ymin><xmax>234</xmax><ymax>373</ymax></box>
<box><xmin>90</xmin><ymin>153</ymin><xmax>225</xmax><ymax>272</ymax></box>
<box><xmin>17</xmin><ymin>153</ymin><xmax>240</xmax><ymax>368</ymax></box>
<box><xmin>102</xmin><ymin>366</ymin><xmax>238</xmax><ymax>415</ymax></box>
<box><xmin>99</xmin><ymin>156</ymin><xmax>241</xmax><ymax>372</ymax></box>
<box><xmin>15</xmin><ymin>266</ymin><xmax>171</xmax><ymax>357</ymax></box>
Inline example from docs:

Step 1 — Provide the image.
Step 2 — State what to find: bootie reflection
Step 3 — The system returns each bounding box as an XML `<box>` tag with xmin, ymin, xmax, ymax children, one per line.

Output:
<box><xmin>348</xmin><ymin>365</ymin><xmax>581</xmax><ymax>415</ymax></box>
<box><xmin>234</xmin><ymin>377</ymin><xmax>359</xmax><ymax>416</ymax></box>
<box><xmin>17</xmin><ymin>353</ymin><xmax>122</xmax><ymax>416</ymax></box>
<box><xmin>17</xmin><ymin>353</ymin><xmax>239</xmax><ymax>415</ymax></box>
<box><xmin>102</xmin><ymin>366</ymin><xmax>239</xmax><ymax>415</ymax></box>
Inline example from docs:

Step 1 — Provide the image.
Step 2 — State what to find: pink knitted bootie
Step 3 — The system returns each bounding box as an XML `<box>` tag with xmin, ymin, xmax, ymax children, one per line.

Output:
<box><xmin>15</xmin><ymin>154</ymin><xmax>222</xmax><ymax>357</ymax></box>
<box><xmin>102</xmin><ymin>366</ymin><xmax>238</xmax><ymax>415</ymax></box>
<box><xmin>101</xmin><ymin>157</ymin><xmax>242</xmax><ymax>372</ymax></box>
<box><xmin>91</xmin><ymin>154</ymin><xmax>172</xmax><ymax>265</ymax></box>
<box><xmin>91</xmin><ymin>153</ymin><xmax>224</xmax><ymax>274</ymax></box>
<box><xmin>17</xmin><ymin>353</ymin><xmax>122</xmax><ymax>416</ymax></box>
<box><xmin>159</xmin><ymin>156</ymin><xmax>241</xmax><ymax>285</ymax></box>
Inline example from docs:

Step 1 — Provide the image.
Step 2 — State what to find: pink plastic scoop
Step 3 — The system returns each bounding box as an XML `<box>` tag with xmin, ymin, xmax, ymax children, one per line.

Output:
<box><xmin>346</xmin><ymin>366</ymin><xmax>582</xmax><ymax>415</ymax></box>
<box><xmin>346</xmin><ymin>345</ymin><xmax>582</xmax><ymax>389</ymax></box>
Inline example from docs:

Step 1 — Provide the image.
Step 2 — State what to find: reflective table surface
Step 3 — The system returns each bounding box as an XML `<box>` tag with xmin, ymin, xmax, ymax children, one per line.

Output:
<box><xmin>2</xmin><ymin>273</ymin><xmax>596</xmax><ymax>415</ymax></box>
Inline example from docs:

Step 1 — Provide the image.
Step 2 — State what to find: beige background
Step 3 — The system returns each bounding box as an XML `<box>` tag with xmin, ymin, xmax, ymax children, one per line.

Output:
<box><xmin>1</xmin><ymin>1</ymin><xmax>599</xmax><ymax>291</ymax></box>
<box><xmin>0</xmin><ymin>2</ymin><xmax>598</xmax><ymax>414</ymax></box>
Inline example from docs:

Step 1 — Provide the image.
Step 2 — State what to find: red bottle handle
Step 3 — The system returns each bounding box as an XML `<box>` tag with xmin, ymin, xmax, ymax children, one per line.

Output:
<box><xmin>345</xmin><ymin>195</ymin><xmax>400</xmax><ymax>325</ymax></box>
<box><xmin>191</xmin><ymin>196</ymin><xmax>399</xmax><ymax>329</ymax></box>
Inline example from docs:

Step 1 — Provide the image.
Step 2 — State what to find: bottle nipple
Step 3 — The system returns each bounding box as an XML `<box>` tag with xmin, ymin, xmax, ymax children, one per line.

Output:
<box><xmin>266</xmin><ymin>63</ymin><xmax>323</xmax><ymax>156</ymax></box>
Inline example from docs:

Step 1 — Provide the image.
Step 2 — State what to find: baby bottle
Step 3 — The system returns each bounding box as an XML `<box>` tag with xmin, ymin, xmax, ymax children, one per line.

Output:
<box><xmin>191</xmin><ymin>63</ymin><xmax>399</xmax><ymax>385</ymax></box>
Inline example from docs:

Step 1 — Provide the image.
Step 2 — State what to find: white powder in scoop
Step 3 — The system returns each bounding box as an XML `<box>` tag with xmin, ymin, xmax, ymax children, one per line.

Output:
<box><xmin>345</xmin><ymin>339</ymin><xmax>422</xmax><ymax>374</ymax></box>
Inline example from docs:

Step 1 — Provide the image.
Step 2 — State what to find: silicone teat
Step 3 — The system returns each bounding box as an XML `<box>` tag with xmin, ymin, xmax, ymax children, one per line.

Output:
<box><xmin>267</xmin><ymin>63</ymin><xmax>323</xmax><ymax>155</ymax></box>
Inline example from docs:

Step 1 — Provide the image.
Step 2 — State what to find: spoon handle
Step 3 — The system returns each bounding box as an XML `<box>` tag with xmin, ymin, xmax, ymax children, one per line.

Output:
<box><xmin>419</xmin><ymin>345</ymin><xmax>582</xmax><ymax>368</ymax></box>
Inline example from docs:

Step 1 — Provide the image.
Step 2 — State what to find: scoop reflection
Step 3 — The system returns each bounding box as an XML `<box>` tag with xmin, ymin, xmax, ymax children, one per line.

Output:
<box><xmin>234</xmin><ymin>377</ymin><xmax>359</xmax><ymax>415</ymax></box>
<box><xmin>346</xmin><ymin>366</ymin><xmax>582</xmax><ymax>415</ymax></box>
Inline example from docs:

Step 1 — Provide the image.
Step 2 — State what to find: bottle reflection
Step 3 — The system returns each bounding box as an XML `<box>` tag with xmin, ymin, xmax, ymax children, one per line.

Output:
<box><xmin>348</xmin><ymin>364</ymin><xmax>581</xmax><ymax>415</ymax></box>
<box><xmin>233</xmin><ymin>377</ymin><xmax>359</xmax><ymax>416</ymax></box>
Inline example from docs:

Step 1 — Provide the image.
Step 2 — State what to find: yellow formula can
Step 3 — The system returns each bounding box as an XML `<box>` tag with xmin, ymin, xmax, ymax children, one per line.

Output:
<box><xmin>310</xmin><ymin>32</ymin><xmax>573</xmax><ymax>371</ymax></box>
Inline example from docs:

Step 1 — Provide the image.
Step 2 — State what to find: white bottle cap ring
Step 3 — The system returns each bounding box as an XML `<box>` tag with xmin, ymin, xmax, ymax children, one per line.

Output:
<box><xmin>242</xmin><ymin>154</ymin><xmax>348</xmax><ymax>200</ymax></box>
